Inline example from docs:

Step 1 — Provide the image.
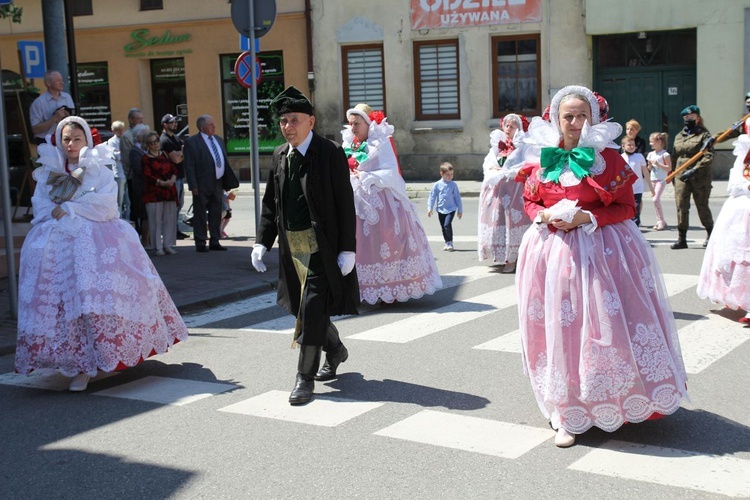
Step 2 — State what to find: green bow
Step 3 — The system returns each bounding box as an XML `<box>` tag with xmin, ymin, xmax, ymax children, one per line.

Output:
<box><xmin>344</xmin><ymin>140</ymin><xmax>368</xmax><ymax>165</ymax></box>
<box><xmin>540</xmin><ymin>147</ymin><xmax>595</xmax><ymax>182</ymax></box>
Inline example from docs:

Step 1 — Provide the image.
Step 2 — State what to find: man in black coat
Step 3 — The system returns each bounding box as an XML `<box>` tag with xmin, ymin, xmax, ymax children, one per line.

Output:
<box><xmin>183</xmin><ymin>114</ymin><xmax>239</xmax><ymax>252</ymax></box>
<box><xmin>252</xmin><ymin>86</ymin><xmax>359</xmax><ymax>405</ymax></box>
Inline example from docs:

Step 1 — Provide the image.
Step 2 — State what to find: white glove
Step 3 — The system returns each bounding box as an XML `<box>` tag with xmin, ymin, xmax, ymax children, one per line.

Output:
<box><xmin>337</xmin><ymin>251</ymin><xmax>356</xmax><ymax>276</ymax></box>
<box><xmin>251</xmin><ymin>244</ymin><xmax>267</xmax><ymax>273</ymax></box>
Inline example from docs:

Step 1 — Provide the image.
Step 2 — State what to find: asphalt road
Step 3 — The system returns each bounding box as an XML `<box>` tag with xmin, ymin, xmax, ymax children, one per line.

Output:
<box><xmin>1</xmin><ymin>191</ymin><xmax>748</xmax><ymax>500</ymax></box>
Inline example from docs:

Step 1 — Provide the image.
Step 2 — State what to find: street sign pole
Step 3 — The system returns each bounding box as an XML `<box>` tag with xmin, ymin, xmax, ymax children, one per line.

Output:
<box><xmin>0</xmin><ymin>50</ymin><xmax>19</xmax><ymax>318</ymax></box>
<box><xmin>248</xmin><ymin>0</ymin><xmax>261</xmax><ymax>233</ymax></box>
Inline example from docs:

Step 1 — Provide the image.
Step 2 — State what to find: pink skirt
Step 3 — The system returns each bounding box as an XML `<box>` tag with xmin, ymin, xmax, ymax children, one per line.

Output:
<box><xmin>516</xmin><ymin>220</ymin><xmax>689</xmax><ymax>434</ymax></box>
<box><xmin>15</xmin><ymin>217</ymin><xmax>188</xmax><ymax>377</ymax></box>
<box><xmin>353</xmin><ymin>185</ymin><xmax>442</xmax><ymax>304</ymax></box>
<box><xmin>477</xmin><ymin>174</ymin><xmax>531</xmax><ymax>262</ymax></box>
<box><xmin>697</xmin><ymin>194</ymin><xmax>750</xmax><ymax>311</ymax></box>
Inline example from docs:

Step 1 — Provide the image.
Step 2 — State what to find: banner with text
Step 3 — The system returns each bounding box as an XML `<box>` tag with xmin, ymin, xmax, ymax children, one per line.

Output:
<box><xmin>410</xmin><ymin>0</ymin><xmax>541</xmax><ymax>29</ymax></box>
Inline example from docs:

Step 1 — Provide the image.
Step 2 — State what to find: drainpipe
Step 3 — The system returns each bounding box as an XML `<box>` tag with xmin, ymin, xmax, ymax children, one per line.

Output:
<box><xmin>305</xmin><ymin>0</ymin><xmax>314</xmax><ymax>97</ymax></box>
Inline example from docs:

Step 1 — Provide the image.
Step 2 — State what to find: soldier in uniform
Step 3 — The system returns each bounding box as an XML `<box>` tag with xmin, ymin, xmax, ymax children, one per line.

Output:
<box><xmin>670</xmin><ymin>105</ymin><xmax>714</xmax><ymax>249</ymax></box>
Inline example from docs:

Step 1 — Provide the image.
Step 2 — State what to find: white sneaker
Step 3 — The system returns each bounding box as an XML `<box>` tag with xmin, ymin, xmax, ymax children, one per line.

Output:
<box><xmin>164</xmin><ymin>247</ymin><xmax>178</xmax><ymax>255</ymax></box>
<box><xmin>446</xmin><ymin>242</ymin><xmax>455</xmax><ymax>252</ymax></box>
<box><xmin>156</xmin><ymin>249</ymin><xmax>165</xmax><ymax>257</ymax></box>
<box><xmin>443</xmin><ymin>243</ymin><xmax>451</xmax><ymax>251</ymax></box>
<box><xmin>554</xmin><ymin>428</ymin><xmax>575</xmax><ymax>448</ymax></box>
<box><xmin>69</xmin><ymin>373</ymin><xmax>90</xmax><ymax>392</ymax></box>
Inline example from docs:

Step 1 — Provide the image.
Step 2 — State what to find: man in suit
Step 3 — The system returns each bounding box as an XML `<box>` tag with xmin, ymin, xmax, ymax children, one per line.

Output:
<box><xmin>251</xmin><ymin>86</ymin><xmax>359</xmax><ymax>405</ymax></box>
<box><xmin>183</xmin><ymin>114</ymin><xmax>239</xmax><ymax>252</ymax></box>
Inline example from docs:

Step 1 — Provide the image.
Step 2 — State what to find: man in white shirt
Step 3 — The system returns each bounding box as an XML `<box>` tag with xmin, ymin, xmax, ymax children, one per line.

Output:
<box><xmin>29</xmin><ymin>70</ymin><xmax>75</xmax><ymax>144</ymax></box>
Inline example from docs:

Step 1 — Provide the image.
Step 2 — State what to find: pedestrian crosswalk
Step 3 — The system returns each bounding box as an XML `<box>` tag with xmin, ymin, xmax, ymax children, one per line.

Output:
<box><xmin>569</xmin><ymin>440</ymin><xmax>750</xmax><ymax>497</ymax></box>
<box><xmin>3</xmin><ymin>262</ymin><xmax>750</xmax><ymax>497</ymax></box>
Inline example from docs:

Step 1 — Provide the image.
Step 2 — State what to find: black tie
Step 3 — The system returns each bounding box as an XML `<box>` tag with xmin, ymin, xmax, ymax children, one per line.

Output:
<box><xmin>288</xmin><ymin>148</ymin><xmax>302</xmax><ymax>177</ymax></box>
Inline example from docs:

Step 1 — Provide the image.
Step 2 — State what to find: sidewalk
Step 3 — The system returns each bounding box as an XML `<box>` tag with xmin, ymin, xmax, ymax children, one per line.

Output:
<box><xmin>0</xmin><ymin>179</ymin><xmax>728</xmax><ymax>356</ymax></box>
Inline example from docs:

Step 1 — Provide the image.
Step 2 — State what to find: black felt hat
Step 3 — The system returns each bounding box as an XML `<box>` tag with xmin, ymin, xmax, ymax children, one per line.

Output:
<box><xmin>270</xmin><ymin>86</ymin><xmax>313</xmax><ymax>116</ymax></box>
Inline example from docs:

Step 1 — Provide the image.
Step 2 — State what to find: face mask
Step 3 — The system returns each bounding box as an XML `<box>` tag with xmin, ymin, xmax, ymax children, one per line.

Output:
<box><xmin>684</xmin><ymin>119</ymin><xmax>696</xmax><ymax>129</ymax></box>
<box><xmin>746</xmin><ymin>104</ymin><xmax>750</xmax><ymax>112</ymax></box>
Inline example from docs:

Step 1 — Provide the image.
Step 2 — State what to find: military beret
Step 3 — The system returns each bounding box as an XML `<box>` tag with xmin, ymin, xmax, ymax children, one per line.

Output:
<box><xmin>680</xmin><ymin>104</ymin><xmax>700</xmax><ymax>116</ymax></box>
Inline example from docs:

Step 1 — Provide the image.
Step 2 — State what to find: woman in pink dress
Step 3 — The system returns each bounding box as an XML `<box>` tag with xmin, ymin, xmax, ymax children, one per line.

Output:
<box><xmin>478</xmin><ymin>114</ymin><xmax>532</xmax><ymax>272</ymax></box>
<box><xmin>697</xmin><ymin>115</ymin><xmax>750</xmax><ymax>324</ymax></box>
<box><xmin>515</xmin><ymin>86</ymin><xmax>689</xmax><ymax>447</ymax></box>
<box><xmin>15</xmin><ymin>116</ymin><xmax>188</xmax><ymax>391</ymax></box>
<box><xmin>342</xmin><ymin>104</ymin><xmax>442</xmax><ymax>304</ymax></box>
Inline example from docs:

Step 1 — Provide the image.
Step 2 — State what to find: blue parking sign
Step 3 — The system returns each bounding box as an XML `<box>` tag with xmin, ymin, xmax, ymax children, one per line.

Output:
<box><xmin>18</xmin><ymin>41</ymin><xmax>46</xmax><ymax>79</ymax></box>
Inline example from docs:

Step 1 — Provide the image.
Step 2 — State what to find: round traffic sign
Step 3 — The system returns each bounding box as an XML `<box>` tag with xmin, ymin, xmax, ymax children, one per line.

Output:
<box><xmin>231</xmin><ymin>0</ymin><xmax>277</xmax><ymax>39</ymax></box>
<box><xmin>234</xmin><ymin>51</ymin><xmax>261</xmax><ymax>89</ymax></box>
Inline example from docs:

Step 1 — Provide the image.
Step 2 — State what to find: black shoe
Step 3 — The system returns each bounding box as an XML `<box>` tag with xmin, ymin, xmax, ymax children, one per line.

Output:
<box><xmin>670</xmin><ymin>239</ymin><xmax>688</xmax><ymax>250</ymax></box>
<box><xmin>289</xmin><ymin>374</ymin><xmax>314</xmax><ymax>405</ymax></box>
<box><xmin>196</xmin><ymin>246</ymin><xmax>209</xmax><ymax>253</ymax></box>
<box><xmin>315</xmin><ymin>344</ymin><xmax>349</xmax><ymax>381</ymax></box>
<box><xmin>209</xmin><ymin>244</ymin><xmax>228</xmax><ymax>251</ymax></box>
<box><xmin>176</xmin><ymin>231</ymin><xmax>189</xmax><ymax>240</ymax></box>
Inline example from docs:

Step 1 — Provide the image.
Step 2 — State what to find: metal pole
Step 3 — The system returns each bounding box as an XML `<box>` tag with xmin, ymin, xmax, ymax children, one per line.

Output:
<box><xmin>0</xmin><ymin>85</ymin><xmax>19</xmax><ymax>319</ymax></box>
<box><xmin>248</xmin><ymin>0</ymin><xmax>261</xmax><ymax>231</ymax></box>
<box><xmin>63</xmin><ymin>0</ymin><xmax>79</xmax><ymax>107</ymax></box>
<box><xmin>41</xmin><ymin>0</ymin><xmax>68</xmax><ymax>88</ymax></box>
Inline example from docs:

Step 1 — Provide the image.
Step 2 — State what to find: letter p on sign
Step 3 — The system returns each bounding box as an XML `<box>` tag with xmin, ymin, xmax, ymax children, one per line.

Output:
<box><xmin>18</xmin><ymin>41</ymin><xmax>46</xmax><ymax>79</ymax></box>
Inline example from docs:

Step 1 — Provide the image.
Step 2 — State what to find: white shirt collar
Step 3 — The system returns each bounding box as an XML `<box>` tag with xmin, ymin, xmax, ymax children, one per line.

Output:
<box><xmin>288</xmin><ymin>131</ymin><xmax>313</xmax><ymax>156</ymax></box>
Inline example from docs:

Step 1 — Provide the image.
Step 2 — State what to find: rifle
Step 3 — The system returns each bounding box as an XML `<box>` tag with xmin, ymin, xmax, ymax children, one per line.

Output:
<box><xmin>666</xmin><ymin>112</ymin><xmax>750</xmax><ymax>183</ymax></box>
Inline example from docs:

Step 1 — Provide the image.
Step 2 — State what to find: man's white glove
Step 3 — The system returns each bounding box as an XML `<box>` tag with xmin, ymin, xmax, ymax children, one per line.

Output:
<box><xmin>251</xmin><ymin>244</ymin><xmax>267</xmax><ymax>273</ymax></box>
<box><xmin>337</xmin><ymin>251</ymin><xmax>356</xmax><ymax>276</ymax></box>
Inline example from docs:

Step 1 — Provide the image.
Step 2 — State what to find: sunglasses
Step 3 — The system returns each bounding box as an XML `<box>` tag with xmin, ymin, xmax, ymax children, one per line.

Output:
<box><xmin>147</xmin><ymin>140</ymin><xmax>159</xmax><ymax>145</ymax></box>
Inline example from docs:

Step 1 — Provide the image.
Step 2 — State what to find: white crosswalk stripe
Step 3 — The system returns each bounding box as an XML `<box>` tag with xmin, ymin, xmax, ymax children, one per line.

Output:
<box><xmin>0</xmin><ymin>370</ymin><xmax>118</xmax><ymax>391</ymax></box>
<box><xmin>373</xmin><ymin>409</ymin><xmax>552</xmax><ymax>458</ymax></box>
<box><xmin>679</xmin><ymin>313</ymin><xmax>750</xmax><ymax>374</ymax></box>
<box><xmin>347</xmin><ymin>286</ymin><xmax>517</xmax><ymax>343</ymax></box>
<box><xmin>184</xmin><ymin>291</ymin><xmax>278</xmax><ymax>328</ymax></box>
<box><xmin>473</xmin><ymin>329</ymin><xmax>521</xmax><ymax>353</ymax></box>
<box><xmin>569</xmin><ymin>440</ymin><xmax>750</xmax><ymax>498</ymax></box>
<box><xmin>237</xmin><ymin>266</ymin><xmax>498</xmax><ymax>335</ymax></box>
<box><xmin>93</xmin><ymin>376</ymin><xmax>235</xmax><ymax>406</ymax></box>
<box><xmin>218</xmin><ymin>390</ymin><xmax>384</xmax><ymax>427</ymax></box>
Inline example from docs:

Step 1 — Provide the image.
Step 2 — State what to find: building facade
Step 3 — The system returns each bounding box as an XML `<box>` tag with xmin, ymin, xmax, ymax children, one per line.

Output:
<box><xmin>0</xmin><ymin>0</ymin><xmax>311</xmax><ymax>179</ymax></box>
<box><xmin>1</xmin><ymin>0</ymin><xmax>748</xmax><ymax>180</ymax></box>
<box><xmin>310</xmin><ymin>0</ymin><xmax>749</xmax><ymax>178</ymax></box>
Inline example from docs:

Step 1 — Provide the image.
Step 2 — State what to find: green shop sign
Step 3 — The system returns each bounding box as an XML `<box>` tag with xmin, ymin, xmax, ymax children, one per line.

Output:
<box><xmin>124</xmin><ymin>29</ymin><xmax>192</xmax><ymax>55</ymax></box>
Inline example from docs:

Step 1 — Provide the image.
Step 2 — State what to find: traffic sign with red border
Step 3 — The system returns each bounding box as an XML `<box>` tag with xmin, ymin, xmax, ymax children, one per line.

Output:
<box><xmin>234</xmin><ymin>51</ymin><xmax>261</xmax><ymax>89</ymax></box>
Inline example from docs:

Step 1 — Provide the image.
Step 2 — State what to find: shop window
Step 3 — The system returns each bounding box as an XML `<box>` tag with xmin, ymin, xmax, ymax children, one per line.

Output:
<box><xmin>76</xmin><ymin>62</ymin><xmax>111</xmax><ymax>133</ymax></box>
<box><xmin>342</xmin><ymin>44</ymin><xmax>385</xmax><ymax>113</ymax></box>
<box><xmin>151</xmin><ymin>58</ymin><xmax>186</xmax><ymax>135</ymax></box>
<box><xmin>71</xmin><ymin>0</ymin><xmax>92</xmax><ymax>16</ymax></box>
<box><xmin>220</xmin><ymin>52</ymin><xmax>285</xmax><ymax>157</ymax></box>
<box><xmin>492</xmin><ymin>34</ymin><xmax>540</xmax><ymax>116</ymax></box>
<box><xmin>140</xmin><ymin>0</ymin><xmax>163</xmax><ymax>11</ymax></box>
<box><xmin>413</xmin><ymin>39</ymin><xmax>459</xmax><ymax>120</ymax></box>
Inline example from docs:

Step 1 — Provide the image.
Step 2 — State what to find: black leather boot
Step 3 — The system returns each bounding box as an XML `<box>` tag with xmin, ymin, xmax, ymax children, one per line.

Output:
<box><xmin>289</xmin><ymin>345</ymin><xmax>321</xmax><ymax>405</ymax></box>
<box><xmin>315</xmin><ymin>323</ymin><xmax>349</xmax><ymax>381</ymax></box>
<box><xmin>670</xmin><ymin>231</ymin><xmax>688</xmax><ymax>250</ymax></box>
<box><xmin>702</xmin><ymin>227</ymin><xmax>712</xmax><ymax>248</ymax></box>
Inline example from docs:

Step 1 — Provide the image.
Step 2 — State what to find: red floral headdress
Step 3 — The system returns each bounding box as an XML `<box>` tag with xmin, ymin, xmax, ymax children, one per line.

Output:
<box><xmin>368</xmin><ymin>110</ymin><xmax>385</xmax><ymax>124</ymax></box>
<box><xmin>593</xmin><ymin>92</ymin><xmax>609</xmax><ymax>121</ymax></box>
